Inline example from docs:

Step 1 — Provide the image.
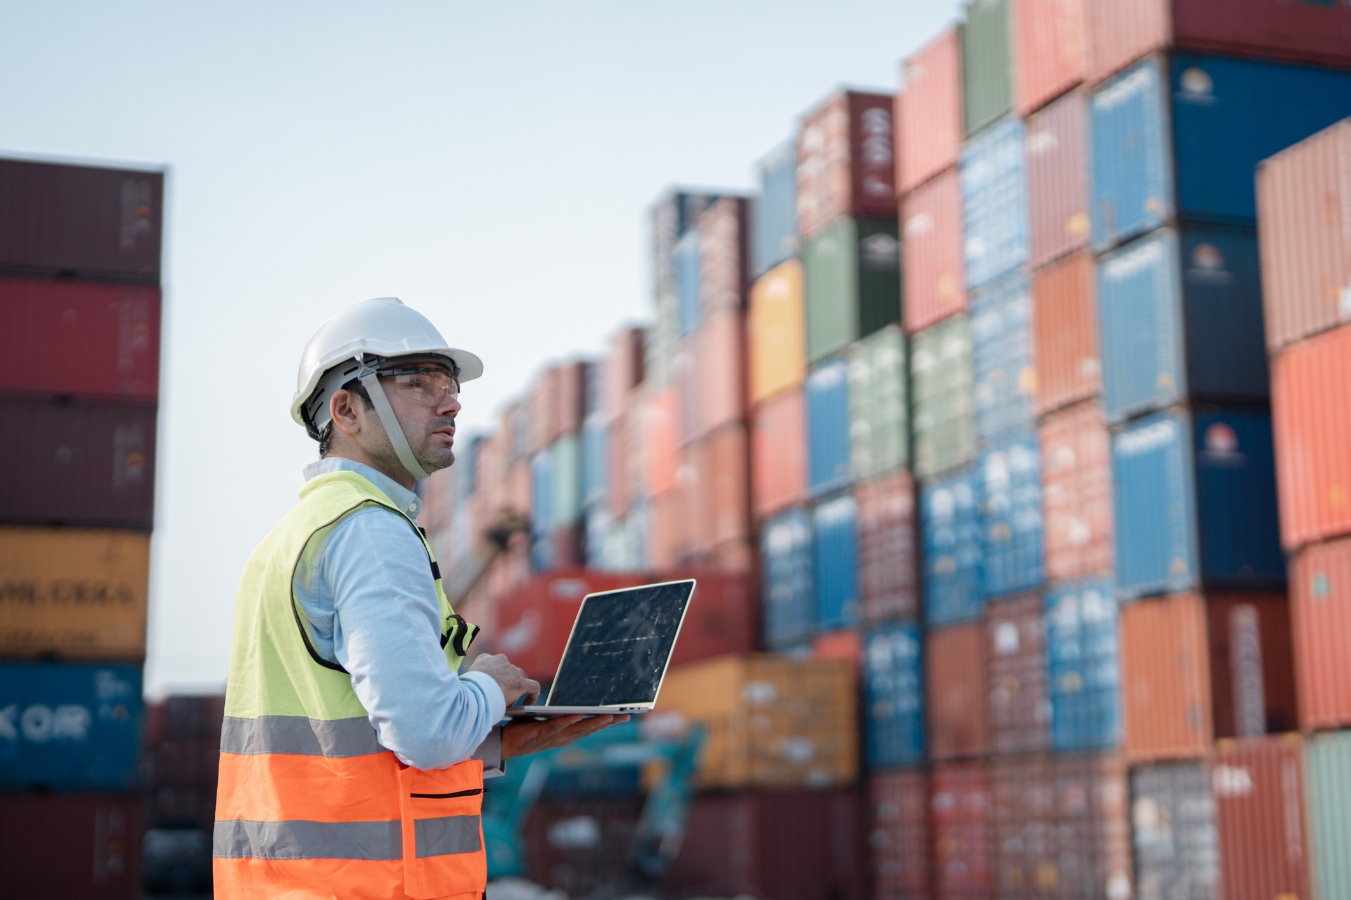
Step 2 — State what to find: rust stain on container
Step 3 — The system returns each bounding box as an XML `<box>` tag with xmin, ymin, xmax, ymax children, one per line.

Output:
<box><xmin>1032</xmin><ymin>251</ymin><xmax>1099</xmax><ymax>415</ymax></box>
<box><xmin>1290</xmin><ymin>536</ymin><xmax>1351</xmax><ymax>730</ymax></box>
<box><xmin>931</xmin><ymin>762</ymin><xmax>993</xmax><ymax>899</ymax></box>
<box><xmin>798</xmin><ymin>91</ymin><xmax>897</xmax><ymax>240</ymax></box>
<box><xmin>903</xmin><ymin>168</ymin><xmax>967</xmax><ymax>334</ymax></box>
<box><xmin>986</xmin><ymin>592</ymin><xmax>1051</xmax><ymax>754</ymax></box>
<box><xmin>1026</xmin><ymin>93</ymin><xmax>1091</xmax><ymax>271</ymax></box>
<box><xmin>869</xmin><ymin>769</ymin><xmax>931</xmax><ymax>900</ymax></box>
<box><xmin>927</xmin><ymin>621</ymin><xmax>990</xmax><ymax>760</ymax></box>
<box><xmin>1212</xmin><ymin>734</ymin><xmax>1314</xmax><ymax>900</ymax></box>
<box><xmin>1041</xmin><ymin>400</ymin><xmax>1113</xmax><ymax>582</ymax></box>
<box><xmin>752</xmin><ymin>388</ymin><xmax>807</xmax><ymax>521</ymax></box>
<box><xmin>897</xmin><ymin>29</ymin><xmax>964</xmax><ymax>194</ymax></box>
<box><xmin>749</xmin><ymin>259</ymin><xmax>807</xmax><ymax>403</ymax></box>
<box><xmin>1121</xmin><ymin>593</ymin><xmax>1214</xmax><ymax>762</ymax></box>
<box><xmin>1014</xmin><ymin>0</ymin><xmax>1087</xmax><ymax>115</ymax></box>
<box><xmin>856</xmin><ymin>469</ymin><xmax>918</xmax><ymax>624</ymax></box>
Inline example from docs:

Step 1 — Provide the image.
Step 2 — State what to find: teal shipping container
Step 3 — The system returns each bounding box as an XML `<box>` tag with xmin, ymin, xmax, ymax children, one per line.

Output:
<box><xmin>979</xmin><ymin>426</ymin><xmax>1043</xmax><ymax>597</ymax></box>
<box><xmin>962</xmin><ymin>0</ymin><xmax>1012</xmax><ymax>137</ymax></box>
<box><xmin>1045</xmin><ymin>580</ymin><xmax>1122</xmax><ymax>751</ymax></box>
<box><xmin>0</xmin><ymin>662</ymin><xmax>142</xmax><ymax>790</ymax></box>
<box><xmin>754</xmin><ymin>140</ymin><xmax>799</xmax><ymax>277</ymax></box>
<box><xmin>921</xmin><ymin>467</ymin><xmax>984</xmax><ymax>626</ymax></box>
<box><xmin>864</xmin><ymin>622</ymin><xmax>925</xmax><ymax>767</ymax></box>
<box><xmin>549</xmin><ymin>434</ymin><xmax>582</xmax><ymax>528</ymax></box>
<box><xmin>802</xmin><ymin>217</ymin><xmax>901</xmax><ymax>363</ymax></box>
<box><xmin>960</xmin><ymin>117</ymin><xmax>1027</xmax><ymax>290</ymax></box>
<box><xmin>806</xmin><ymin>358</ymin><xmax>853</xmax><ymax>496</ymax></box>
<box><xmin>813</xmin><ymin>493</ymin><xmax>860</xmax><ymax>630</ymax></box>
<box><xmin>847</xmin><ymin>325</ymin><xmax>909</xmax><ymax>480</ymax></box>
<box><xmin>1307</xmin><ymin>731</ymin><xmax>1351</xmax><ymax>900</ymax></box>
<box><xmin>762</xmin><ymin>507</ymin><xmax>816</xmax><ymax>648</ymax></box>
<box><xmin>581</xmin><ymin>414</ymin><xmax>607</xmax><ymax>508</ymax></box>
<box><xmin>911</xmin><ymin>314</ymin><xmax>976</xmax><ymax>479</ymax></box>
<box><xmin>970</xmin><ymin>270</ymin><xmax>1034</xmax><ymax>441</ymax></box>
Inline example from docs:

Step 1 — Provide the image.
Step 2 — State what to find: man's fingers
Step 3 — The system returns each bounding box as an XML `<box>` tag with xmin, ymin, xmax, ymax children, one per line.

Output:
<box><xmin>522</xmin><ymin>679</ymin><xmax>541</xmax><ymax>704</ymax></box>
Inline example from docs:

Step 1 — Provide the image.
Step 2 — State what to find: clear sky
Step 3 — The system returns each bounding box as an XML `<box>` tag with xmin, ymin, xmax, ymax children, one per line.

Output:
<box><xmin>2</xmin><ymin>1</ymin><xmax>959</xmax><ymax>695</ymax></box>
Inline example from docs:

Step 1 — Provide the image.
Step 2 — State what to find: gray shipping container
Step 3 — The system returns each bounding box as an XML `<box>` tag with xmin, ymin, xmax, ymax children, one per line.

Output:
<box><xmin>962</xmin><ymin>0</ymin><xmax>1013</xmax><ymax>136</ymax></box>
<box><xmin>1130</xmin><ymin>762</ymin><xmax>1219</xmax><ymax>900</ymax></box>
<box><xmin>911</xmin><ymin>314</ymin><xmax>976</xmax><ymax>479</ymax></box>
<box><xmin>847</xmin><ymin>324</ymin><xmax>909</xmax><ymax>480</ymax></box>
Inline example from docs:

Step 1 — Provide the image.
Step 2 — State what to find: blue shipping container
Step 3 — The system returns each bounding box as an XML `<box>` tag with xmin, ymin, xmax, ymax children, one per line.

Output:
<box><xmin>1090</xmin><ymin>59</ymin><xmax>1174</xmax><ymax>249</ymax></box>
<box><xmin>582</xmin><ymin>413</ymin><xmax>608</xmax><ymax>508</ymax></box>
<box><xmin>530</xmin><ymin>448</ymin><xmax>552</xmax><ymax>538</ymax></box>
<box><xmin>980</xmin><ymin>426</ymin><xmax>1044</xmax><ymax>597</ymax></box>
<box><xmin>971</xmin><ymin>270</ymin><xmax>1035</xmax><ymax>440</ymax></box>
<box><xmin>864</xmin><ymin>622</ymin><xmax>925</xmax><ymax>768</ymax></box>
<box><xmin>675</xmin><ymin>230</ymin><xmax>702</xmax><ymax>337</ymax></box>
<box><xmin>754</xmin><ymin>140</ymin><xmax>799</xmax><ymax>277</ymax></box>
<box><xmin>1098</xmin><ymin>227</ymin><xmax>1268</xmax><ymax>422</ymax></box>
<box><xmin>762</xmin><ymin>508</ymin><xmax>815</xmax><ymax>648</ymax></box>
<box><xmin>960</xmin><ymin>116</ymin><xmax>1028</xmax><ymax>290</ymax></box>
<box><xmin>921</xmin><ymin>467</ymin><xmax>984</xmax><ymax>626</ymax></box>
<box><xmin>549</xmin><ymin>434</ymin><xmax>582</xmax><ymax>528</ymax></box>
<box><xmin>1112</xmin><ymin>411</ymin><xmax>1199</xmax><ymax>597</ymax></box>
<box><xmin>806</xmin><ymin>358</ymin><xmax>852</xmax><ymax>495</ymax></box>
<box><xmin>813</xmin><ymin>493</ymin><xmax>859</xmax><ymax>630</ymax></box>
<box><xmin>1045</xmin><ymin>581</ymin><xmax>1122</xmax><ymax>752</ymax></box>
<box><xmin>0</xmin><ymin>662</ymin><xmax>142</xmax><ymax>790</ymax></box>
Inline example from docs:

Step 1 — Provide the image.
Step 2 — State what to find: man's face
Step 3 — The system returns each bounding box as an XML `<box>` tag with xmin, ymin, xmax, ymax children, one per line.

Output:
<box><xmin>378</xmin><ymin>363</ymin><xmax>461</xmax><ymax>472</ymax></box>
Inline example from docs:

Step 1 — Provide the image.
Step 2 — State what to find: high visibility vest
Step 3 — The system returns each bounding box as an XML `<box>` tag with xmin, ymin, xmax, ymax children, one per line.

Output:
<box><xmin>214</xmin><ymin>469</ymin><xmax>486</xmax><ymax>900</ymax></box>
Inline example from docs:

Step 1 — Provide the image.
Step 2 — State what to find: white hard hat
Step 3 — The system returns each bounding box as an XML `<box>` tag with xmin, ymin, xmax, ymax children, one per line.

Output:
<box><xmin>291</xmin><ymin>297</ymin><xmax>483</xmax><ymax>480</ymax></box>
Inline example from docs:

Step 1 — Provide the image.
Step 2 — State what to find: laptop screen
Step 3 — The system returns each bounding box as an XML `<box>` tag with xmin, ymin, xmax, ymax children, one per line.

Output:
<box><xmin>545</xmin><ymin>580</ymin><xmax>694</xmax><ymax>707</ymax></box>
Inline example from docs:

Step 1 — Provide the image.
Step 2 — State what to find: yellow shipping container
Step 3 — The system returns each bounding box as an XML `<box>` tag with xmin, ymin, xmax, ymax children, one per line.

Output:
<box><xmin>656</xmin><ymin>653</ymin><xmax>857</xmax><ymax>790</ymax></box>
<box><xmin>0</xmin><ymin>527</ymin><xmax>149</xmax><ymax>660</ymax></box>
<box><xmin>749</xmin><ymin>260</ymin><xmax>806</xmax><ymax>403</ymax></box>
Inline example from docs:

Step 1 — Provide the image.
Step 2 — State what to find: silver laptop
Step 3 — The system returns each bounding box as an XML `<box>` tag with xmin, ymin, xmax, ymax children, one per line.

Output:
<box><xmin>504</xmin><ymin>578</ymin><xmax>695</xmax><ymax>717</ymax></box>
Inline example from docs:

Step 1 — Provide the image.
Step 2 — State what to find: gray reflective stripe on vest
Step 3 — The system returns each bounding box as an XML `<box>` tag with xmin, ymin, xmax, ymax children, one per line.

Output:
<box><xmin>213</xmin><ymin>816</ymin><xmax>481</xmax><ymax>860</ymax></box>
<box><xmin>220</xmin><ymin>715</ymin><xmax>383</xmax><ymax>758</ymax></box>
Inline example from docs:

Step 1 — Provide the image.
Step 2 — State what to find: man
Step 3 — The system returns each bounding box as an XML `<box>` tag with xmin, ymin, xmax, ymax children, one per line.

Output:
<box><xmin>214</xmin><ymin>297</ymin><xmax>625</xmax><ymax>899</ymax></box>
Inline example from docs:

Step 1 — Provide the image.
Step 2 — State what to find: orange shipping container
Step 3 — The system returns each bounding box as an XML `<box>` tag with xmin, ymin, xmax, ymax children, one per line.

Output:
<box><xmin>1013</xmin><ymin>0</ymin><xmax>1087</xmax><ymax>115</ymax></box>
<box><xmin>645</xmin><ymin>388</ymin><xmax>680</xmax><ymax>498</ymax></box>
<box><xmin>698</xmin><ymin>307</ymin><xmax>747</xmax><ymax>438</ymax></box>
<box><xmin>751</xmin><ymin>388</ymin><xmax>807</xmax><ymax>520</ymax></box>
<box><xmin>902</xmin><ymin>169</ymin><xmax>966</xmax><ymax>334</ymax></box>
<box><xmin>896</xmin><ymin>29</ymin><xmax>964</xmax><ymax>194</ymax></box>
<box><xmin>0</xmin><ymin>527</ymin><xmax>149</xmax><ymax>660</ymax></box>
<box><xmin>689</xmin><ymin>423</ymin><xmax>751</xmax><ymax>551</ymax></box>
<box><xmin>797</xmin><ymin>91</ymin><xmax>896</xmax><ymax>240</ymax></box>
<box><xmin>1271</xmin><ymin>324</ymin><xmax>1351</xmax><ymax>550</ymax></box>
<box><xmin>749</xmin><ymin>260</ymin><xmax>807</xmax><ymax>403</ymax></box>
<box><xmin>927</xmin><ymin>622</ymin><xmax>990</xmax><ymax>761</ymax></box>
<box><xmin>1257</xmin><ymin>119</ymin><xmax>1351</xmax><ymax>351</ymax></box>
<box><xmin>1026</xmin><ymin>93</ymin><xmax>1091</xmax><ymax>271</ymax></box>
<box><xmin>1212</xmin><ymin>735</ymin><xmax>1314</xmax><ymax>900</ymax></box>
<box><xmin>1290</xmin><ymin>536</ymin><xmax>1351</xmax><ymax>730</ymax></box>
<box><xmin>1032</xmin><ymin>251</ymin><xmax>1099</xmax><ymax>415</ymax></box>
<box><xmin>1040</xmin><ymin>400</ymin><xmax>1114</xmax><ymax>582</ymax></box>
<box><xmin>698</xmin><ymin>198</ymin><xmax>748</xmax><ymax>318</ymax></box>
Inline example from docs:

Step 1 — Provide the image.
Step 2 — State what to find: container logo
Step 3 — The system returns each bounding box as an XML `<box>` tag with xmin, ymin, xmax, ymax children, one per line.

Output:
<box><xmin>0</xmin><ymin>703</ymin><xmax>93</xmax><ymax>743</ymax></box>
<box><xmin>861</xmin><ymin>232</ymin><xmax>900</xmax><ymax>267</ymax></box>
<box><xmin>1065</xmin><ymin>213</ymin><xmax>1090</xmax><ymax>239</ymax></box>
<box><xmin>1187</xmin><ymin>243</ymin><xmax>1233</xmax><ymax>285</ymax></box>
<box><xmin>905</xmin><ymin>212</ymin><xmax>934</xmax><ymax>237</ymax></box>
<box><xmin>1200</xmin><ymin>422</ymin><xmax>1246</xmax><ymax>469</ymax></box>
<box><xmin>1212</xmin><ymin>764</ymin><xmax>1254</xmax><ymax>797</ymax></box>
<box><xmin>994</xmin><ymin>621</ymin><xmax>1020</xmax><ymax>655</ymax></box>
<box><xmin>1114</xmin><ymin>419</ymin><xmax>1177</xmax><ymax>457</ymax></box>
<box><xmin>1177</xmin><ymin>68</ymin><xmax>1216</xmax><ymax>105</ymax></box>
<box><xmin>1026</xmin><ymin>129</ymin><xmax>1058</xmax><ymax>157</ymax></box>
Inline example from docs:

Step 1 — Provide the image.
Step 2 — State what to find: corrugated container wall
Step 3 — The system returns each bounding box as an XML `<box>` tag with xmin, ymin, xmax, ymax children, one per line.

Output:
<box><xmin>530</xmin><ymin>367</ymin><xmax>561</xmax><ymax>454</ymax></box>
<box><xmin>675</xmin><ymin>231</ymin><xmax>702</xmax><ymax>337</ymax></box>
<box><xmin>813</xmin><ymin>493</ymin><xmax>859</xmax><ymax>631</ymax></box>
<box><xmin>921</xmin><ymin>467</ymin><xmax>983</xmax><ymax>627</ymax></box>
<box><xmin>549</xmin><ymin>434</ymin><xmax>582</xmax><ymax>528</ymax></box>
<box><xmin>1046</xmin><ymin>581</ymin><xmax>1121</xmax><ymax>752</ymax></box>
<box><xmin>0</xmin><ymin>527</ymin><xmax>149</xmax><ymax>661</ymax></box>
<box><xmin>652</xmin><ymin>190</ymin><xmax>719</xmax><ymax>290</ymax></box>
<box><xmin>796</xmin><ymin>91</ymin><xmax>896</xmax><ymax>240</ymax></box>
<box><xmin>556</xmin><ymin>361</ymin><xmax>587</xmax><ymax>436</ymax></box>
<box><xmin>0</xmin><ymin>158</ymin><xmax>163</xmax><ymax>280</ymax></box>
<box><xmin>645</xmin><ymin>389</ymin><xmax>679</xmax><ymax>498</ymax></box>
<box><xmin>1289</xmin><ymin>537</ymin><xmax>1351</xmax><ymax>730</ymax></box>
<box><xmin>979</xmin><ymin>426</ymin><xmax>1043</xmax><ymax>597</ymax></box>
<box><xmin>847</xmin><ymin>325</ymin><xmax>908</xmax><ymax>479</ymax></box>
<box><xmin>910</xmin><ymin>314</ymin><xmax>975</xmax><ymax>479</ymax></box>
<box><xmin>697</xmin><ymin>307</ymin><xmax>747</xmax><ymax>438</ymax></box>
<box><xmin>1130</xmin><ymin>762</ymin><xmax>1220</xmax><ymax>900</ymax></box>
<box><xmin>1271</xmin><ymin>324</ymin><xmax>1351</xmax><ymax>550</ymax></box>
<box><xmin>1306</xmin><ymin>731</ymin><xmax>1351</xmax><ymax>900</ymax></box>
<box><xmin>864</xmin><ymin>622</ymin><xmax>925</xmax><ymax>768</ymax></box>
<box><xmin>1032</xmin><ymin>251</ymin><xmax>1099</xmax><ymax>416</ymax></box>
<box><xmin>755</xmin><ymin>140</ymin><xmax>799</xmax><ymax>277</ymax></box>
<box><xmin>970</xmin><ymin>271</ymin><xmax>1034</xmax><ymax>440</ymax></box>
<box><xmin>1257</xmin><ymin>118</ymin><xmax>1351</xmax><ymax>351</ymax></box>
<box><xmin>803</xmin><ymin>216</ymin><xmax>901</xmax><ymax>362</ymax></box>
<box><xmin>1041</xmin><ymin>401</ymin><xmax>1114</xmax><ymax>582</ymax></box>
<box><xmin>926</xmin><ymin>621</ymin><xmax>990</xmax><ymax>760</ymax></box>
<box><xmin>960</xmin><ymin>116</ymin><xmax>1027</xmax><ymax>291</ymax></box>
<box><xmin>699</xmin><ymin>197</ymin><xmax>748</xmax><ymax>321</ymax></box>
<box><xmin>1013</xmin><ymin>0</ymin><xmax>1086</xmax><ymax>115</ymax></box>
<box><xmin>896</xmin><ymin>28</ymin><xmax>963</xmax><ymax>194</ymax></box>
<box><xmin>0</xmin><ymin>395</ymin><xmax>156</xmax><ymax>530</ymax></box>
<box><xmin>762</xmin><ymin>508</ymin><xmax>815</xmax><ymax>649</ymax></box>
<box><xmin>806</xmin><ymin>358</ymin><xmax>852</xmax><ymax>495</ymax></box>
<box><xmin>603</xmin><ymin>326</ymin><xmax>644</xmax><ymax>421</ymax></box>
<box><xmin>962</xmin><ymin>0</ymin><xmax>1013</xmax><ymax>136</ymax></box>
<box><xmin>856</xmin><ymin>470</ymin><xmax>918</xmax><ymax>624</ymax></box>
<box><xmin>869</xmin><ymin>770</ymin><xmax>931</xmax><ymax>900</ymax></box>
<box><xmin>930</xmin><ymin>763</ymin><xmax>994</xmax><ymax>899</ymax></box>
<box><xmin>749</xmin><ymin>259</ymin><xmax>806</xmax><ymax>403</ymax></box>
<box><xmin>902</xmin><ymin>169</ymin><xmax>966</xmax><ymax>334</ymax></box>
<box><xmin>1089</xmin><ymin>60</ymin><xmax>1173</xmax><ymax>250</ymax></box>
<box><xmin>1025</xmin><ymin>90</ymin><xmax>1090</xmax><ymax>270</ymax></box>
<box><xmin>582</xmin><ymin>415</ymin><xmax>607</xmax><ymax>509</ymax></box>
<box><xmin>0</xmin><ymin>793</ymin><xmax>144</xmax><ymax>900</ymax></box>
<box><xmin>985</xmin><ymin>592</ymin><xmax>1050</xmax><ymax>754</ymax></box>
<box><xmin>1212</xmin><ymin>735</ymin><xmax>1313</xmax><ymax>900</ymax></box>
<box><xmin>752</xmin><ymin>387</ymin><xmax>806</xmax><ymax>520</ymax></box>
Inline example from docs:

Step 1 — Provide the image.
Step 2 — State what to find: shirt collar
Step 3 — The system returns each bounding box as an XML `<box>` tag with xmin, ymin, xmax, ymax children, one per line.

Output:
<box><xmin>303</xmin><ymin>457</ymin><xmax>423</xmax><ymax>519</ymax></box>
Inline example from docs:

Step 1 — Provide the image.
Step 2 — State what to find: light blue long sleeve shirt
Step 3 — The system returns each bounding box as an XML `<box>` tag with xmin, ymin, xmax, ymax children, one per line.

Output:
<box><xmin>292</xmin><ymin>458</ymin><xmax>506</xmax><ymax>770</ymax></box>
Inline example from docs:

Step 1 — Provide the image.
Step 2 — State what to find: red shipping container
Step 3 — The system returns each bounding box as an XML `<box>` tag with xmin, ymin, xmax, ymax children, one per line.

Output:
<box><xmin>902</xmin><ymin>169</ymin><xmax>966</xmax><ymax>334</ymax></box>
<box><xmin>0</xmin><ymin>277</ymin><xmax>160</xmax><ymax>400</ymax></box>
<box><xmin>896</xmin><ymin>29</ymin><xmax>964</xmax><ymax>194</ymax></box>
<box><xmin>1257</xmin><ymin>119</ymin><xmax>1351</xmax><ymax>351</ymax></box>
<box><xmin>1026</xmin><ymin>94</ymin><xmax>1090</xmax><ymax>271</ymax></box>
<box><xmin>1032</xmin><ymin>252</ymin><xmax>1099</xmax><ymax>416</ymax></box>
<box><xmin>1271</xmin><ymin>324</ymin><xmax>1351</xmax><ymax>550</ymax></box>
<box><xmin>930</xmin><ymin>762</ymin><xmax>993</xmax><ymax>900</ymax></box>
<box><xmin>698</xmin><ymin>307</ymin><xmax>747</xmax><ymax>438</ymax></box>
<box><xmin>556</xmin><ymin>360</ymin><xmax>588</xmax><ymax>436</ymax></box>
<box><xmin>1289</xmin><ymin>536</ymin><xmax>1351</xmax><ymax>730</ymax></box>
<box><xmin>856</xmin><ymin>469</ymin><xmax>919</xmax><ymax>624</ymax></box>
<box><xmin>1014</xmin><ymin>0</ymin><xmax>1087</xmax><ymax>115</ymax></box>
<box><xmin>870</xmin><ymin>769</ymin><xmax>932</xmax><ymax>900</ymax></box>
<box><xmin>927</xmin><ymin>622</ymin><xmax>990</xmax><ymax>761</ymax></box>
<box><xmin>0</xmin><ymin>394</ymin><xmax>156</xmax><ymax>530</ymax></box>
<box><xmin>645</xmin><ymin>388</ymin><xmax>680</xmax><ymax>498</ymax></box>
<box><xmin>529</xmin><ymin>366</ymin><xmax>560</xmax><ymax>455</ymax></box>
<box><xmin>1040</xmin><ymin>400</ymin><xmax>1114</xmax><ymax>582</ymax></box>
<box><xmin>986</xmin><ymin>593</ymin><xmax>1051</xmax><ymax>754</ymax></box>
<box><xmin>1053</xmin><ymin>753</ymin><xmax>1134</xmax><ymax>900</ymax></box>
<box><xmin>1087</xmin><ymin>0</ymin><xmax>1351</xmax><ymax>83</ymax></box>
<box><xmin>0</xmin><ymin>792</ymin><xmax>144</xmax><ymax>900</ymax></box>
<box><xmin>0</xmin><ymin>158</ymin><xmax>163</xmax><ymax>281</ymax></box>
<box><xmin>752</xmin><ymin>387</ymin><xmax>807</xmax><ymax>520</ymax></box>
<box><xmin>990</xmin><ymin>755</ymin><xmax>1055</xmax><ymax>897</ymax></box>
<box><xmin>797</xmin><ymin>91</ymin><xmax>897</xmax><ymax>239</ymax></box>
<box><xmin>699</xmin><ymin>197</ymin><xmax>748</xmax><ymax>317</ymax></box>
<box><xmin>686</xmin><ymin>423</ymin><xmax>751</xmax><ymax>552</ymax></box>
<box><xmin>667</xmin><ymin>789</ymin><xmax>869</xmax><ymax>900</ymax></box>
<box><xmin>1212</xmin><ymin>735</ymin><xmax>1314</xmax><ymax>900</ymax></box>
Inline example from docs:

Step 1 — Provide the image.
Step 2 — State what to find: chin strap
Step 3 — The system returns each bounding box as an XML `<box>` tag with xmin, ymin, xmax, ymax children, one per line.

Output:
<box><xmin>354</xmin><ymin>353</ymin><xmax>432</xmax><ymax>482</ymax></box>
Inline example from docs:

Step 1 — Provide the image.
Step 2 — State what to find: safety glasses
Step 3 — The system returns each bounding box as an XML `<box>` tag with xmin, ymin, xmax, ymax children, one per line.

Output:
<box><xmin>385</xmin><ymin>366</ymin><xmax>459</xmax><ymax>406</ymax></box>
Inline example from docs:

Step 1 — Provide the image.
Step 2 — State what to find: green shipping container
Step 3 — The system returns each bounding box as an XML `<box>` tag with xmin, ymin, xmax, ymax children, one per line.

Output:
<box><xmin>910</xmin><ymin>314</ymin><xmax>975</xmax><ymax>479</ymax></box>
<box><xmin>803</xmin><ymin>217</ymin><xmax>901</xmax><ymax>363</ymax></box>
<box><xmin>962</xmin><ymin>0</ymin><xmax>1012</xmax><ymax>137</ymax></box>
<box><xmin>848</xmin><ymin>325</ymin><xmax>909</xmax><ymax>480</ymax></box>
<box><xmin>1308</xmin><ymin>731</ymin><xmax>1351</xmax><ymax>899</ymax></box>
<box><xmin>549</xmin><ymin>433</ymin><xmax>582</xmax><ymax>527</ymax></box>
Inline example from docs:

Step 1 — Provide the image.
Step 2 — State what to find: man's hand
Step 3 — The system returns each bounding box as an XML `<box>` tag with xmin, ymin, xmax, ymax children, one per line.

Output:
<box><xmin>467</xmin><ymin>653</ymin><xmax>540</xmax><ymax>708</ymax></box>
<box><xmin>501</xmin><ymin>715</ymin><xmax>630</xmax><ymax>759</ymax></box>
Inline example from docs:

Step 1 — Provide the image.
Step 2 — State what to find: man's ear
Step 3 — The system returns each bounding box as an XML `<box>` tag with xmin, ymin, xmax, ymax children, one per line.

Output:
<box><xmin>330</xmin><ymin>389</ymin><xmax>364</xmax><ymax>438</ymax></box>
